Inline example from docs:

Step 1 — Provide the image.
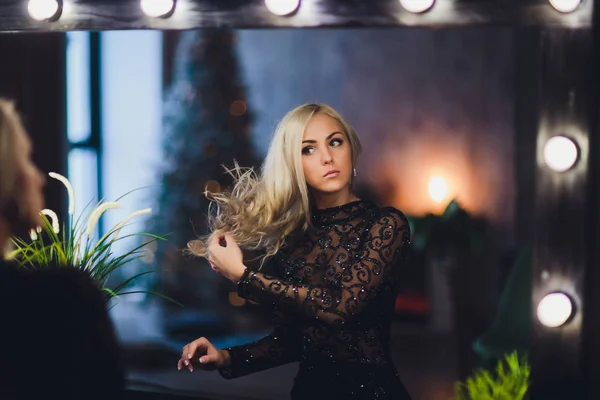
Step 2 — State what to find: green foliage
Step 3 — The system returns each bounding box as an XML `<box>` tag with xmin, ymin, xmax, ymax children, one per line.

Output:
<box><xmin>6</xmin><ymin>176</ymin><xmax>177</xmax><ymax>305</ymax></box>
<box><xmin>408</xmin><ymin>199</ymin><xmax>486</xmax><ymax>255</ymax></box>
<box><xmin>406</xmin><ymin>199</ymin><xmax>489</xmax><ymax>275</ymax></box>
<box><xmin>453</xmin><ymin>351</ymin><xmax>530</xmax><ymax>400</ymax></box>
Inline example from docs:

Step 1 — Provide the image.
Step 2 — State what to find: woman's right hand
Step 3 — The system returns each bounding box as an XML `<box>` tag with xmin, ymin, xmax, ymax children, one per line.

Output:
<box><xmin>177</xmin><ymin>336</ymin><xmax>230</xmax><ymax>372</ymax></box>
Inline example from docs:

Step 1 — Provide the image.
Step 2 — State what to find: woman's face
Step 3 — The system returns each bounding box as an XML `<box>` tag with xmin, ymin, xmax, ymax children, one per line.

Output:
<box><xmin>301</xmin><ymin>114</ymin><xmax>353</xmax><ymax>197</ymax></box>
<box><xmin>12</xmin><ymin>126</ymin><xmax>45</xmax><ymax>229</ymax></box>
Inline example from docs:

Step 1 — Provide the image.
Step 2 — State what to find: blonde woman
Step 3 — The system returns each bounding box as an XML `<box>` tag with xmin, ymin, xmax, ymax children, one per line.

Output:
<box><xmin>179</xmin><ymin>103</ymin><xmax>412</xmax><ymax>399</ymax></box>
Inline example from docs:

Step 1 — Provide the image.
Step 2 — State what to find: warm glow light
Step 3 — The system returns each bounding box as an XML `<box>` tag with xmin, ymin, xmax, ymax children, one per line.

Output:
<box><xmin>548</xmin><ymin>0</ymin><xmax>582</xmax><ymax>13</ymax></box>
<box><xmin>380</xmin><ymin>136</ymin><xmax>482</xmax><ymax>219</ymax></box>
<box><xmin>537</xmin><ymin>292</ymin><xmax>573</xmax><ymax>328</ymax></box>
<box><xmin>429</xmin><ymin>176</ymin><xmax>448</xmax><ymax>203</ymax></box>
<box><xmin>264</xmin><ymin>0</ymin><xmax>300</xmax><ymax>16</ymax></box>
<box><xmin>399</xmin><ymin>0</ymin><xmax>435</xmax><ymax>13</ymax></box>
<box><xmin>141</xmin><ymin>0</ymin><xmax>176</xmax><ymax>18</ymax></box>
<box><xmin>28</xmin><ymin>0</ymin><xmax>61</xmax><ymax>21</ymax></box>
<box><xmin>543</xmin><ymin>135</ymin><xmax>579</xmax><ymax>172</ymax></box>
<box><xmin>428</xmin><ymin>176</ymin><xmax>447</xmax><ymax>203</ymax></box>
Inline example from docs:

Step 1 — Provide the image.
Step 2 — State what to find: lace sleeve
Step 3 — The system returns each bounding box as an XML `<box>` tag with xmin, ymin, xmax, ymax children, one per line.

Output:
<box><xmin>218</xmin><ymin>323</ymin><xmax>302</xmax><ymax>379</ymax></box>
<box><xmin>236</xmin><ymin>208</ymin><xmax>410</xmax><ymax>330</ymax></box>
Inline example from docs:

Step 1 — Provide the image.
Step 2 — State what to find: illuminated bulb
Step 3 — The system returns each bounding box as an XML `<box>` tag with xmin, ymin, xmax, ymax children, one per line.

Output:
<box><xmin>543</xmin><ymin>135</ymin><xmax>579</xmax><ymax>172</ymax></box>
<box><xmin>27</xmin><ymin>0</ymin><xmax>62</xmax><ymax>21</ymax></box>
<box><xmin>537</xmin><ymin>292</ymin><xmax>573</xmax><ymax>328</ymax></box>
<box><xmin>399</xmin><ymin>0</ymin><xmax>435</xmax><ymax>13</ymax></box>
<box><xmin>141</xmin><ymin>0</ymin><xmax>176</xmax><ymax>18</ymax></box>
<box><xmin>428</xmin><ymin>176</ymin><xmax>447</xmax><ymax>203</ymax></box>
<box><xmin>548</xmin><ymin>0</ymin><xmax>581</xmax><ymax>13</ymax></box>
<box><xmin>264</xmin><ymin>0</ymin><xmax>300</xmax><ymax>16</ymax></box>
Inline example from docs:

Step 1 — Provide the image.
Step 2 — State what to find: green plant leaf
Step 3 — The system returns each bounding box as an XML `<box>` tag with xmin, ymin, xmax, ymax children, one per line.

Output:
<box><xmin>9</xmin><ymin>186</ymin><xmax>171</xmax><ymax>305</ymax></box>
<box><xmin>452</xmin><ymin>352</ymin><xmax>530</xmax><ymax>400</ymax></box>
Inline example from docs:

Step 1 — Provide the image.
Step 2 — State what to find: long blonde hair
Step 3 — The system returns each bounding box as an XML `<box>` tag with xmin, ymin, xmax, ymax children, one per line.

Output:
<box><xmin>0</xmin><ymin>99</ymin><xmax>20</xmax><ymax>210</ymax></box>
<box><xmin>188</xmin><ymin>103</ymin><xmax>362</xmax><ymax>265</ymax></box>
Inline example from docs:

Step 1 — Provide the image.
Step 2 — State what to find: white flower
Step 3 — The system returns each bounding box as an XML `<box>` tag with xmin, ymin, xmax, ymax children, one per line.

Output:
<box><xmin>41</xmin><ymin>209</ymin><xmax>60</xmax><ymax>234</ymax></box>
<box><xmin>87</xmin><ymin>202</ymin><xmax>120</xmax><ymax>238</ymax></box>
<box><xmin>27</xmin><ymin>224</ymin><xmax>43</xmax><ymax>241</ymax></box>
<box><xmin>98</xmin><ymin>208</ymin><xmax>152</xmax><ymax>246</ymax></box>
<box><xmin>113</xmin><ymin>208</ymin><xmax>152</xmax><ymax>238</ymax></box>
<box><xmin>48</xmin><ymin>172</ymin><xmax>75</xmax><ymax>215</ymax></box>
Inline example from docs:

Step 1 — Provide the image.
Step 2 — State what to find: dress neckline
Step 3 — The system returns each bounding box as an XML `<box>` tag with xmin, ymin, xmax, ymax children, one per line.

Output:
<box><xmin>311</xmin><ymin>199</ymin><xmax>373</xmax><ymax>225</ymax></box>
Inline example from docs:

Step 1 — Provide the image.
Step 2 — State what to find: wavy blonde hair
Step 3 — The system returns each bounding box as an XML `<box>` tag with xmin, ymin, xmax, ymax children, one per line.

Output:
<box><xmin>0</xmin><ymin>99</ymin><xmax>20</xmax><ymax>210</ymax></box>
<box><xmin>188</xmin><ymin>103</ymin><xmax>362</xmax><ymax>266</ymax></box>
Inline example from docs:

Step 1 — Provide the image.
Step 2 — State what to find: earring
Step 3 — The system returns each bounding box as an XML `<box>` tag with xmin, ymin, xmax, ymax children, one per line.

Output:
<box><xmin>353</xmin><ymin>168</ymin><xmax>357</xmax><ymax>177</ymax></box>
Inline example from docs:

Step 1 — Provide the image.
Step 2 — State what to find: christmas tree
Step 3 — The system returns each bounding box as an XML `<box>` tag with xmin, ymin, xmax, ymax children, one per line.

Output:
<box><xmin>148</xmin><ymin>29</ymin><xmax>260</xmax><ymax>337</ymax></box>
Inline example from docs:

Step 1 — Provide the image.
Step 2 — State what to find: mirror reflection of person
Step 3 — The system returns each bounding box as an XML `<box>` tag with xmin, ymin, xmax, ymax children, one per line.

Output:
<box><xmin>180</xmin><ymin>104</ymin><xmax>413</xmax><ymax>400</ymax></box>
<box><xmin>0</xmin><ymin>99</ymin><xmax>125</xmax><ymax>399</ymax></box>
<box><xmin>0</xmin><ymin>99</ymin><xmax>46</xmax><ymax>239</ymax></box>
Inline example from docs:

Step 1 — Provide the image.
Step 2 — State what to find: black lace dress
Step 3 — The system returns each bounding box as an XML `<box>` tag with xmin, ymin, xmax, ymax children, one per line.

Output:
<box><xmin>219</xmin><ymin>200</ymin><xmax>413</xmax><ymax>400</ymax></box>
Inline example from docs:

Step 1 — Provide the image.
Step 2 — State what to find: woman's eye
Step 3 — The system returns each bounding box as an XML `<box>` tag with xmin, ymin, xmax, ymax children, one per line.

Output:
<box><xmin>330</xmin><ymin>138</ymin><xmax>343</xmax><ymax>147</ymax></box>
<box><xmin>302</xmin><ymin>146</ymin><xmax>314</xmax><ymax>155</ymax></box>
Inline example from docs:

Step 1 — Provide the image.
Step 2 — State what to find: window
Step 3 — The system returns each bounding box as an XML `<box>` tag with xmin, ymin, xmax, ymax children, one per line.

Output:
<box><xmin>66</xmin><ymin>31</ymin><xmax>163</xmax><ymax>281</ymax></box>
<box><xmin>66</xmin><ymin>31</ymin><xmax>100</xmax><ymax>240</ymax></box>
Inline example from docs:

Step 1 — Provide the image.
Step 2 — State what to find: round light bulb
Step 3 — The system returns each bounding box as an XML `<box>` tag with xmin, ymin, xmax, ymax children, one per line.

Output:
<box><xmin>428</xmin><ymin>176</ymin><xmax>447</xmax><ymax>203</ymax></box>
<box><xmin>141</xmin><ymin>0</ymin><xmax>176</xmax><ymax>18</ymax></box>
<box><xmin>399</xmin><ymin>0</ymin><xmax>435</xmax><ymax>13</ymax></box>
<box><xmin>264</xmin><ymin>0</ymin><xmax>300</xmax><ymax>16</ymax></box>
<box><xmin>548</xmin><ymin>0</ymin><xmax>582</xmax><ymax>13</ymax></box>
<box><xmin>537</xmin><ymin>292</ymin><xmax>573</xmax><ymax>328</ymax></box>
<box><xmin>27</xmin><ymin>0</ymin><xmax>61</xmax><ymax>21</ymax></box>
<box><xmin>543</xmin><ymin>135</ymin><xmax>579</xmax><ymax>172</ymax></box>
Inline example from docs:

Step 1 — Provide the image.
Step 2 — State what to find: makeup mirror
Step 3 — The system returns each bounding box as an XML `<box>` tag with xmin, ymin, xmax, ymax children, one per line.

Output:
<box><xmin>0</xmin><ymin>1</ymin><xmax>597</xmax><ymax>399</ymax></box>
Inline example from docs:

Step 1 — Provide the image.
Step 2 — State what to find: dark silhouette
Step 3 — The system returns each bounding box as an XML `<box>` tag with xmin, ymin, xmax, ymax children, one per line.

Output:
<box><xmin>0</xmin><ymin>260</ymin><xmax>126</xmax><ymax>400</ymax></box>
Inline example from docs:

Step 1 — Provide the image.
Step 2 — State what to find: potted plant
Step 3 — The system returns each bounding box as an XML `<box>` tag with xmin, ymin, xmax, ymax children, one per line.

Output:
<box><xmin>5</xmin><ymin>172</ymin><xmax>173</xmax><ymax>304</ymax></box>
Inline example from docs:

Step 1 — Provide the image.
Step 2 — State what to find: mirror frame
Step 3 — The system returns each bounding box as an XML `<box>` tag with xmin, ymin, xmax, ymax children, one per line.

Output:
<box><xmin>1</xmin><ymin>0</ymin><xmax>599</xmax><ymax>398</ymax></box>
<box><xmin>0</xmin><ymin>0</ymin><xmax>593</xmax><ymax>31</ymax></box>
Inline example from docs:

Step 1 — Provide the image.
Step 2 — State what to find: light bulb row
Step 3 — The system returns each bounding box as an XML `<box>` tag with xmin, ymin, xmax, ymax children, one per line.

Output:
<box><xmin>26</xmin><ymin>0</ymin><xmax>433</xmax><ymax>21</ymax></box>
<box><xmin>538</xmin><ymin>0</ymin><xmax>586</xmax><ymax>329</ymax></box>
<box><xmin>26</xmin><ymin>0</ymin><xmax>584</xmax><ymax>22</ymax></box>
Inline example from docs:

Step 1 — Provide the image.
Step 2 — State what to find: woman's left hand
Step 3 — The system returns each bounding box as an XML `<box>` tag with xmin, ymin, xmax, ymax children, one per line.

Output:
<box><xmin>207</xmin><ymin>233</ymin><xmax>246</xmax><ymax>283</ymax></box>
